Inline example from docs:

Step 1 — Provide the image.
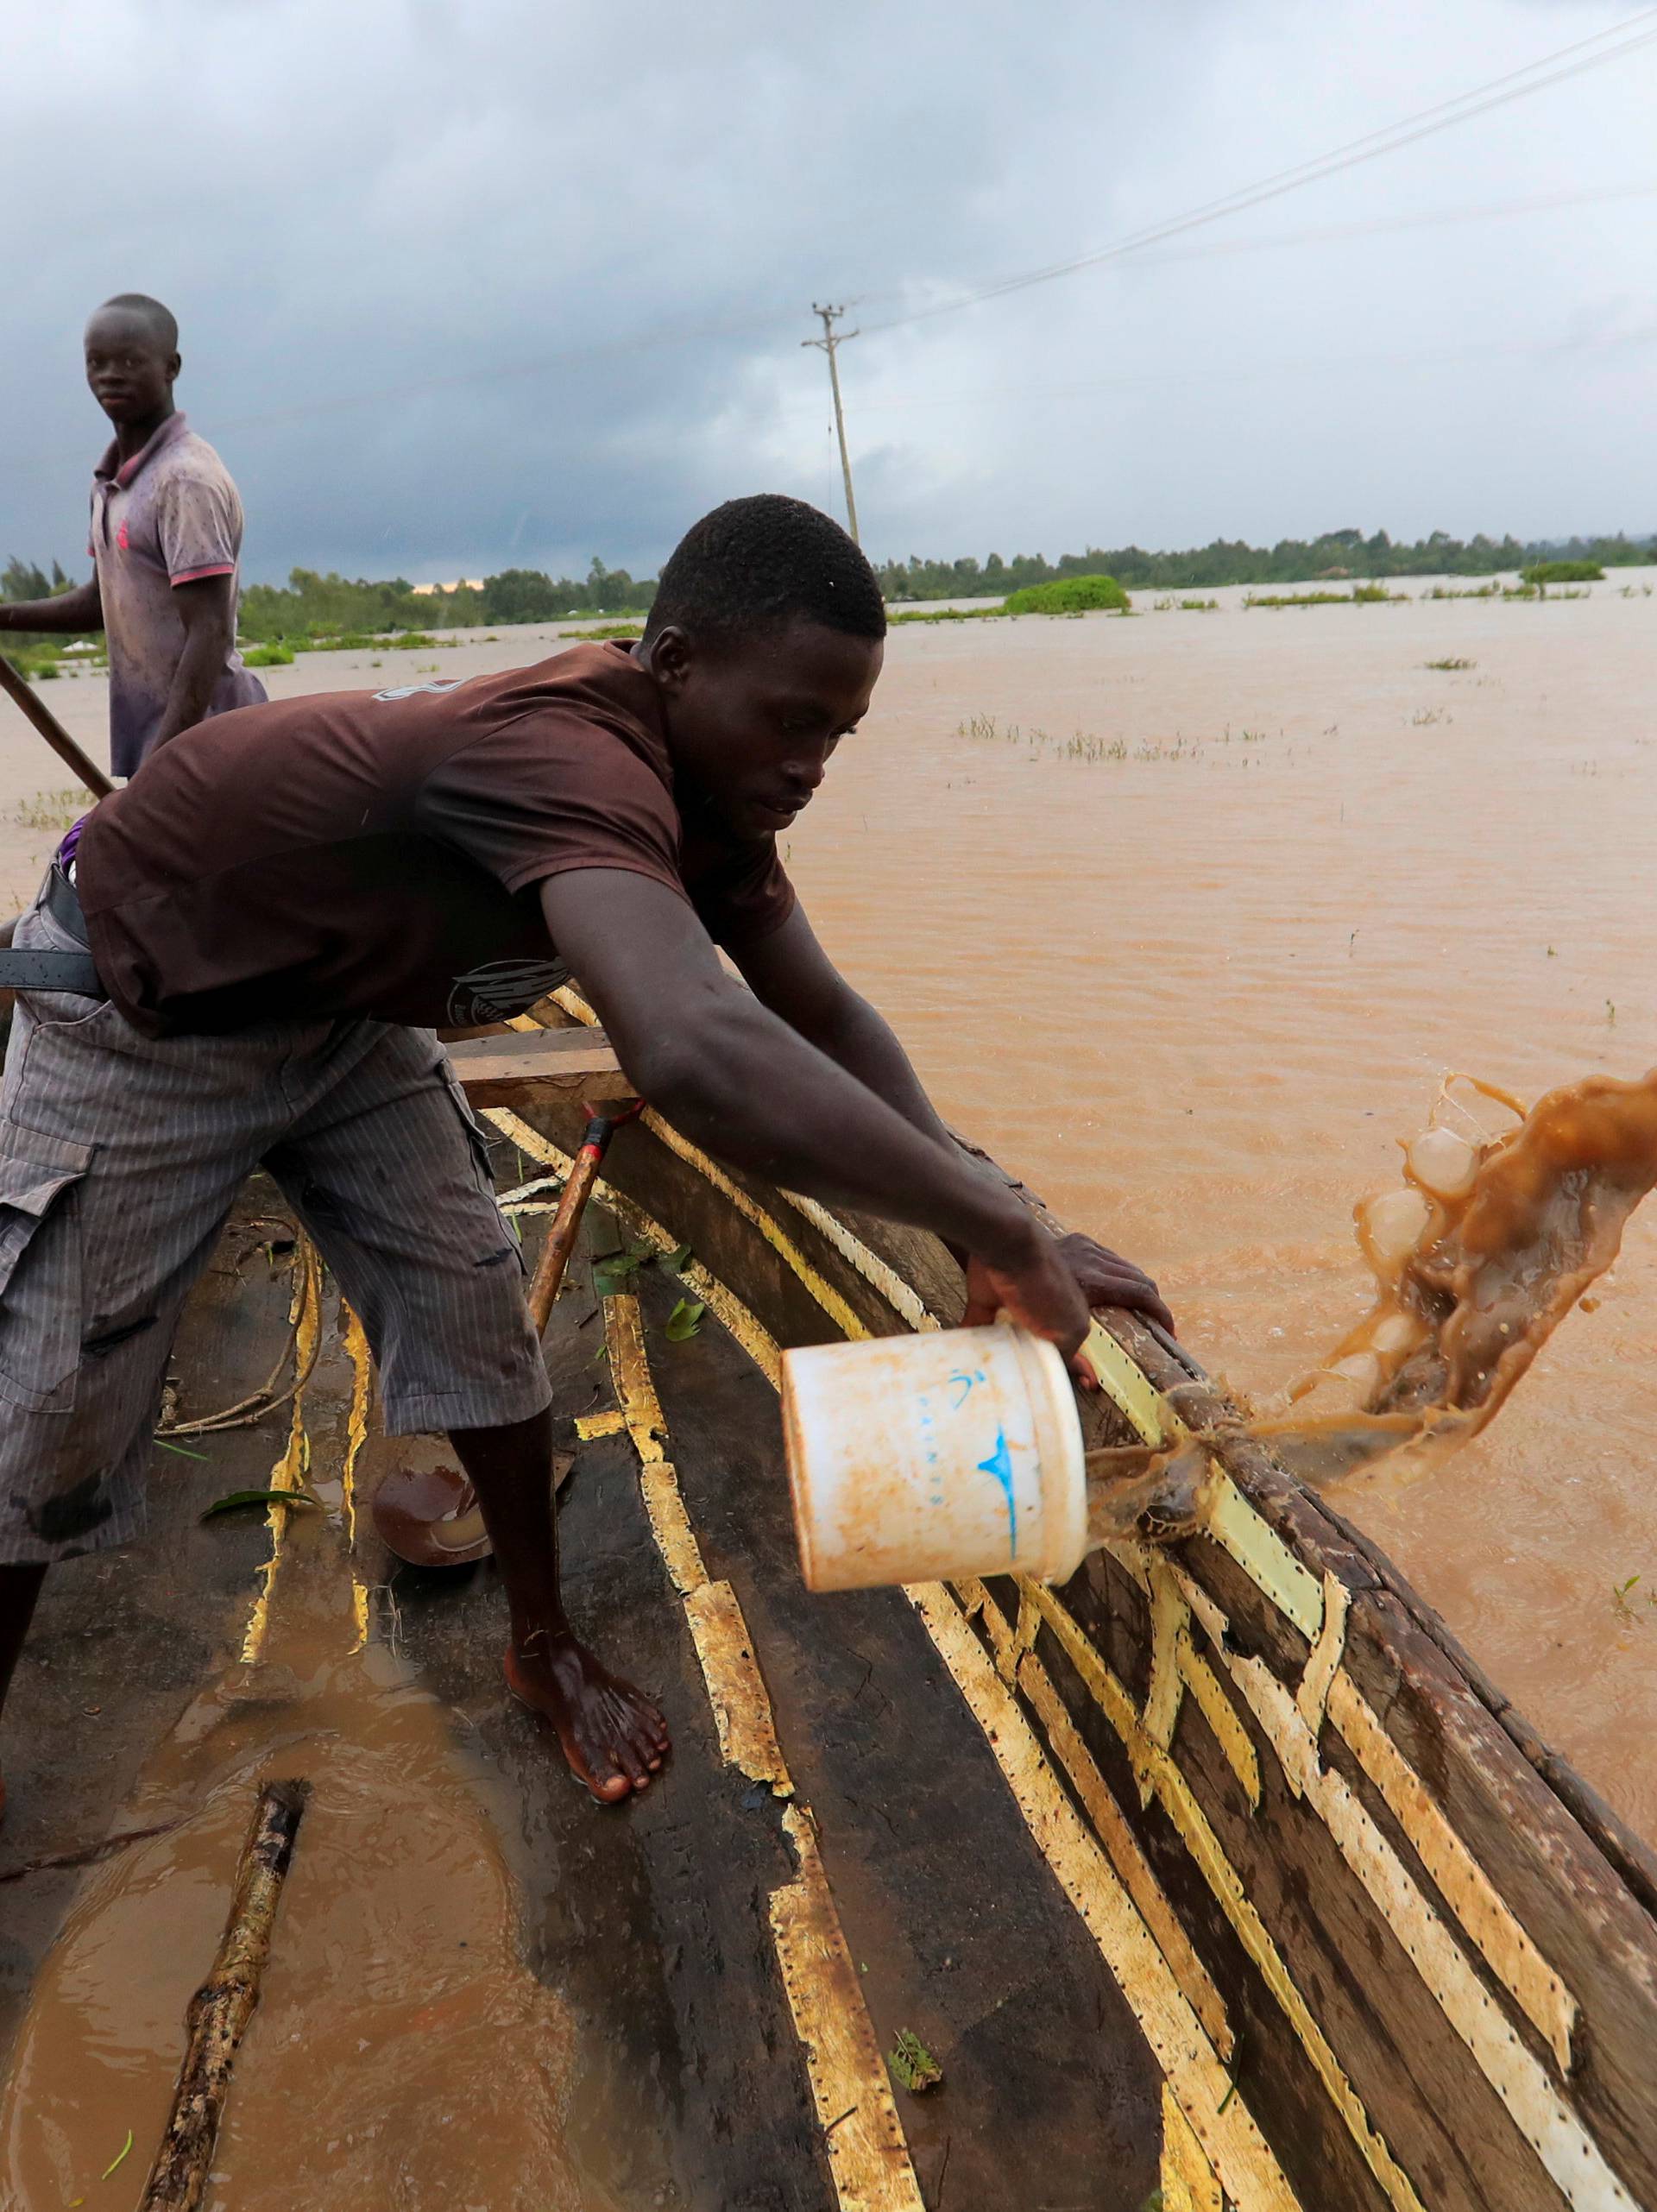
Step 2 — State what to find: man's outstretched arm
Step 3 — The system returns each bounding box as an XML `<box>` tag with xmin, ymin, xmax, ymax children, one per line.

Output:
<box><xmin>541</xmin><ymin>870</ymin><xmax>1165</xmax><ymax>1358</ymax></box>
<box><xmin>733</xmin><ymin>904</ymin><xmax>957</xmax><ymax>1148</ymax></box>
<box><xmin>732</xmin><ymin>903</ymin><xmax>1174</xmax><ymax>1331</ymax></box>
<box><xmin>0</xmin><ymin>577</ymin><xmax>103</xmax><ymax>635</ymax></box>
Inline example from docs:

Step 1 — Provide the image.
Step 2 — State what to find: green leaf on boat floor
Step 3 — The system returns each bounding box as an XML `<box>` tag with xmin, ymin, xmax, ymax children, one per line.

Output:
<box><xmin>887</xmin><ymin>2027</ymin><xmax>942</xmax><ymax>2093</ymax></box>
<box><xmin>660</xmin><ymin>1241</ymin><xmax>695</xmax><ymax>1275</ymax></box>
<box><xmin>665</xmin><ymin>1297</ymin><xmax>706</xmax><ymax>1342</ymax></box>
<box><xmin>592</xmin><ymin>1239</ymin><xmax>653</xmax><ymax>1297</ymax></box>
<box><xmin>200</xmin><ymin>1487</ymin><xmax>322</xmax><ymax>1522</ymax></box>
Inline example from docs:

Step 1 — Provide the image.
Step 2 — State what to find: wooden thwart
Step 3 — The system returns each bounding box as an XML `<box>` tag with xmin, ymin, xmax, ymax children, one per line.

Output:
<box><xmin>139</xmin><ymin>1780</ymin><xmax>307</xmax><ymax>2211</ymax></box>
<box><xmin>446</xmin><ymin>1024</ymin><xmax>630</xmax><ymax>1105</ymax></box>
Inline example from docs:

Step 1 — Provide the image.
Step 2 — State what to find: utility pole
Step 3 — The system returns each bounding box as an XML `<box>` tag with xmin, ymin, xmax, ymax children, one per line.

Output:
<box><xmin>803</xmin><ymin>303</ymin><xmax>860</xmax><ymax>545</ymax></box>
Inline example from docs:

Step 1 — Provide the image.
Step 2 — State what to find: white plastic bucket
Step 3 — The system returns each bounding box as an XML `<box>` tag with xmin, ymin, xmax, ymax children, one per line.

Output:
<box><xmin>780</xmin><ymin>1324</ymin><xmax>1088</xmax><ymax>1592</ymax></box>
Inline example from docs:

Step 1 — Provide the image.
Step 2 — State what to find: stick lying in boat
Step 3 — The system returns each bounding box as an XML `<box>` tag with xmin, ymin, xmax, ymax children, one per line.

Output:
<box><xmin>138</xmin><ymin>1780</ymin><xmax>307</xmax><ymax>2212</ymax></box>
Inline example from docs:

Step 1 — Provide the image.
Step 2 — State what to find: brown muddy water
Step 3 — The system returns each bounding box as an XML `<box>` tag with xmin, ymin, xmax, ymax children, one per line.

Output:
<box><xmin>0</xmin><ymin>564</ymin><xmax>1652</xmax><ymax>2110</ymax></box>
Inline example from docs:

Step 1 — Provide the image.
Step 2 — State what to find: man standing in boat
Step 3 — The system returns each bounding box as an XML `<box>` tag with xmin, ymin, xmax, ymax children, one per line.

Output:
<box><xmin>0</xmin><ymin>293</ymin><xmax>266</xmax><ymax>777</ymax></box>
<box><xmin>0</xmin><ymin>495</ymin><xmax>1169</xmax><ymax>1812</ymax></box>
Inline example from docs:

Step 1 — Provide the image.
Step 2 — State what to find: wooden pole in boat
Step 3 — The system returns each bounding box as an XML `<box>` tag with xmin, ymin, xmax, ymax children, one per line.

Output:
<box><xmin>524</xmin><ymin>1096</ymin><xmax>643</xmax><ymax>1333</ymax></box>
<box><xmin>0</xmin><ymin>650</ymin><xmax>114</xmax><ymax>799</ymax></box>
<box><xmin>138</xmin><ymin>1780</ymin><xmax>307</xmax><ymax>2212</ymax></box>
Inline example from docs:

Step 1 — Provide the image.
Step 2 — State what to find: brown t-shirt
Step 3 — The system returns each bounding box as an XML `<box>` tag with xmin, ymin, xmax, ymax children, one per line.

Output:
<box><xmin>76</xmin><ymin>642</ymin><xmax>796</xmax><ymax>1036</ymax></box>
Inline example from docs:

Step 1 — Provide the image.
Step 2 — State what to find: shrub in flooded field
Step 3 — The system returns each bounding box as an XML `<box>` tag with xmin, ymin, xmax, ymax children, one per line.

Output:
<box><xmin>1244</xmin><ymin>586</ymin><xmax>1405</xmax><ymax>608</ymax></box>
<box><xmin>1522</xmin><ymin>560</ymin><xmax>1603</xmax><ymax>585</ymax></box>
<box><xmin>243</xmin><ymin>643</ymin><xmax>295</xmax><ymax>666</ymax></box>
<box><xmin>1002</xmin><ymin>574</ymin><xmax>1130</xmax><ymax>615</ymax></box>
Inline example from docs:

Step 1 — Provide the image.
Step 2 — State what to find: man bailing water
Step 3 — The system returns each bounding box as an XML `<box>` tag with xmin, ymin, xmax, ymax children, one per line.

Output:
<box><xmin>0</xmin><ymin>495</ymin><xmax>1171</xmax><ymax>1809</ymax></box>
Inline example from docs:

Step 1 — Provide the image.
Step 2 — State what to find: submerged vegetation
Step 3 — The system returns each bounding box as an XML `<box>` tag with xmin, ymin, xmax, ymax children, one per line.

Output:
<box><xmin>1244</xmin><ymin>584</ymin><xmax>1402</xmax><ymax>609</ymax></box>
<box><xmin>1001</xmin><ymin>573</ymin><xmax>1130</xmax><ymax>615</ymax></box>
<box><xmin>1522</xmin><ymin>559</ymin><xmax>1605</xmax><ymax>586</ymax></box>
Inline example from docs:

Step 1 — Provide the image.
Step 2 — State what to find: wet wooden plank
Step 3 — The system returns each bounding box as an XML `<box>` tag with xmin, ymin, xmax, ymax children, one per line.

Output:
<box><xmin>444</xmin><ymin>1026</ymin><xmax>632</xmax><ymax>1105</ymax></box>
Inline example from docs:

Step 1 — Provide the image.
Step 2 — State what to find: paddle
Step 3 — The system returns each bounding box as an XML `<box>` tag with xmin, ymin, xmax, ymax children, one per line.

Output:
<box><xmin>0</xmin><ymin>648</ymin><xmax>115</xmax><ymax>799</ymax></box>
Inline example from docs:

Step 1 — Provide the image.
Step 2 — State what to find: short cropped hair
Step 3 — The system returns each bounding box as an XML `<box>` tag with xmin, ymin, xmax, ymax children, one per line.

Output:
<box><xmin>96</xmin><ymin>293</ymin><xmax>180</xmax><ymax>353</ymax></box>
<box><xmin>646</xmin><ymin>495</ymin><xmax>885</xmax><ymax>646</ymax></box>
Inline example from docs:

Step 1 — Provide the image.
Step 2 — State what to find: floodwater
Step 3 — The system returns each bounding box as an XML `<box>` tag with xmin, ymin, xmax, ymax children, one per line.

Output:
<box><xmin>2</xmin><ymin>575</ymin><xmax>1654</xmax><ymax>1868</ymax></box>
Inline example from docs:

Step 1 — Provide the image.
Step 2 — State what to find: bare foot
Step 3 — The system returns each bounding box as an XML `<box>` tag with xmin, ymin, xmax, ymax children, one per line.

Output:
<box><xmin>504</xmin><ymin>1637</ymin><xmax>671</xmax><ymax>1804</ymax></box>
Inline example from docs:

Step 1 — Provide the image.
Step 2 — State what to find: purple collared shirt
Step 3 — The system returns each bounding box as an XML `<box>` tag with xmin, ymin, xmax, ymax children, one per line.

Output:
<box><xmin>89</xmin><ymin>412</ymin><xmax>267</xmax><ymax>777</ymax></box>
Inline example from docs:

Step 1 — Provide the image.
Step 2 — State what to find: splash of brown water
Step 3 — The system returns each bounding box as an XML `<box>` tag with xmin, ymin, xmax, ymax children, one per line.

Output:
<box><xmin>1086</xmin><ymin>1064</ymin><xmax>1657</xmax><ymax>1529</ymax></box>
<box><xmin>1287</xmin><ymin>1068</ymin><xmax>1657</xmax><ymax>1479</ymax></box>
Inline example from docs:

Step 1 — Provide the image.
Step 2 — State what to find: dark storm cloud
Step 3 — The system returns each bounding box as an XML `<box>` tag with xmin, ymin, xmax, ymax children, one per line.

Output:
<box><xmin>3</xmin><ymin>0</ymin><xmax>1653</xmax><ymax>583</ymax></box>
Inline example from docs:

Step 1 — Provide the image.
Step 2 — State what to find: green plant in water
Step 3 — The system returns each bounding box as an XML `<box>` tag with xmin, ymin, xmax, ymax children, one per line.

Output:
<box><xmin>1423</xmin><ymin>658</ymin><xmax>1475</xmax><ymax>671</ymax></box>
<box><xmin>243</xmin><ymin>642</ymin><xmax>295</xmax><ymax>667</ymax></box>
<box><xmin>1002</xmin><ymin>573</ymin><xmax>1130</xmax><ymax>615</ymax></box>
<box><xmin>1522</xmin><ymin>559</ymin><xmax>1603</xmax><ymax>585</ymax></box>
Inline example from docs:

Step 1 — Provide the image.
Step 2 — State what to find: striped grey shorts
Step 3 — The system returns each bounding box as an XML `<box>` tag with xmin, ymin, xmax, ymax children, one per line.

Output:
<box><xmin>0</xmin><ymin>883</ymin><xmax>551</xmax><ymax>1565</ymax></box>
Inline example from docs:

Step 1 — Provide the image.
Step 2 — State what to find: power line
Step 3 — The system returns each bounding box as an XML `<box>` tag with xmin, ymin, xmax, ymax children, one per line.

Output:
<box><xmin>858</xmin><ymin>7</ymin><xmax>1657</xmax><ymax>337</ymax></box>
<box><xmin>1114</xmin><ymin>180</ymin><xmax>1657</xmax><ymax>270</ymax></box>
<box><xmin>771</xmin><ymin>319</ymin><xmax>1657</xmax><ymax>427</ymax></box>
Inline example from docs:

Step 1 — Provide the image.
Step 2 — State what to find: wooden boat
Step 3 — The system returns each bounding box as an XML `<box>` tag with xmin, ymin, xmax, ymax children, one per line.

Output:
<box><xmin>3</xmin><ymin>994</ymin><xmax>1654</xmax><ymax>2212</ymax></box>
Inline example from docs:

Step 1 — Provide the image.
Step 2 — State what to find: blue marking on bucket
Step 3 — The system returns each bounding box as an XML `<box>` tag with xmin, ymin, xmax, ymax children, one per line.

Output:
<box><xmin>977</xmin><ymin>1427</ymin><xmax>1018</xmax><ymax>1558</ymax></box>
<box><xmin>948</xmin><ymin>1367</ymin><xmax>986</xmax><ymax>1408</ymax></box>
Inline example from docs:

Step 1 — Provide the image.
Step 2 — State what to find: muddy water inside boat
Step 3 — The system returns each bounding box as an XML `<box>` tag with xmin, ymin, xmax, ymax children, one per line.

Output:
<box><xmin>789</xmin><ymin>580</ymin><xmax>1657</xmax><ymax>1838</ymax></box>
<box><xmin>0</xmin><ymin>1218</ymin><xmax>630</xmax><ymax>2212</ymax></box>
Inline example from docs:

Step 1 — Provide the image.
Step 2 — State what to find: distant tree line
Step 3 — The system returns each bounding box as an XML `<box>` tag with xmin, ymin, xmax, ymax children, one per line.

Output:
<box><xmin>873</xmin><ymin>527</ymin><xmax>1657</xmax><ymax>602</ymax></box>
<box><xmin>7</xmin><ymin>531</ymin><xmax>1654</xmax><ymax>646</ymax></box>
<box><xmin>235</xmin><ymin>556</ymin><xmax>655</xmax><ymax>641</ymax></box>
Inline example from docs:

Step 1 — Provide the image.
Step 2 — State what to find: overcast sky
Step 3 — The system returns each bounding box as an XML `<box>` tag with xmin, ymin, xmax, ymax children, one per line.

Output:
<box><xmin>4</xmin><ymin>0</ymin><xmax>1654</xmax><ymax>583</ymax></box>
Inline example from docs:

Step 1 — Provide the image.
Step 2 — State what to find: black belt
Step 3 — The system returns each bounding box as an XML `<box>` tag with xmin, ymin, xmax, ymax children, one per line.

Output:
<box><xmin>0</xmin><ymin>870</ymin><xmax>105</xmax><ymax>997</ymax></box>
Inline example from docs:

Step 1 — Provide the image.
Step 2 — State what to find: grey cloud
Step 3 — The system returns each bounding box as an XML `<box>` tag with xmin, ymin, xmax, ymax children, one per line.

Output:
<box><xmin>3</xmin><ymin>0</ymin><xmax>1652</xmax><ymax>583</ymax></box>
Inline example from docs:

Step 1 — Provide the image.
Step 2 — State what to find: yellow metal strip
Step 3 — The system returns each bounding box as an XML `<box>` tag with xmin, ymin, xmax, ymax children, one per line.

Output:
<box><xmin>770</xmin><ymin>1806</ymin><xmax>923</xmax><ymax>2212</ymax></box>
<box><xmin>574</xmin><ymin>1408</ymin><xmax>626</xmax><ymax>1441</ymax></box>
<box><xmin>1162</xmin><ymin>2081</ymin><xmax>1225</xmax><ymax>2212</ymax></box>
<box><xmin>1176</xmin><ymin>1630</ymin><xmax>1263</xmax><ymax>1811</ymax></box>
<box><xmin>776</xmin><ymin>1188</ymin><xmax>942</xmax><ymax>1333</ymax></box>
<box><xmin>1027</xmin><ymin>1582</ymin><xmax>1425</xmax><ymax>2212</ymax></box>
<box><xmin>1144</xmin><ymin>1562</ymin><xmax>1189</xmax><ymax>1757</ymax></box>
<box><xmin>1016</xmin><ymin>1648</ymin><xmax>1234</xmax><ymax>2064</ymax></box>
<box><xmin>1204</xmin><ymin>1472</ymin><xmax>1325</xmax><ymax>1642</ymax></box>
<box><xmin>1082</xmin><ymin>1317</ymin><xmax>1175</xmax><ymax>1445</ymax></box>
<box><xmin>239</xmin><ymin>1238</ymin><xmax>323</xmax><ymax>1667</ymax></box>
<box><xmin>602</xmin><ymin>1299</ymin><xmax>708</xmax><ymax>1596</ymax></box>
<box><xmin>1295</xmin><ymin>1571</ymin><xmax>1350</xmax><ymax>1744</ymax></box>
<box><xmin>909</xmin><ymin>1583</ymin><xmax>1301</xmax><ymax>2211</ymax></box>
<box><xmin>683</xmin><ymin>1579</ymin><xmax>794</xmax><ymax>1798</ymax></box>
<box><xmin>339</xmin><ymin>1302</ymin><xmax>374</xmax><ymax>1653</ymax></box>
<box><xmin>1327</xmin><ymin>1670</ymin><xmax>1578</xmax><ymax>2078</ymax></box>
